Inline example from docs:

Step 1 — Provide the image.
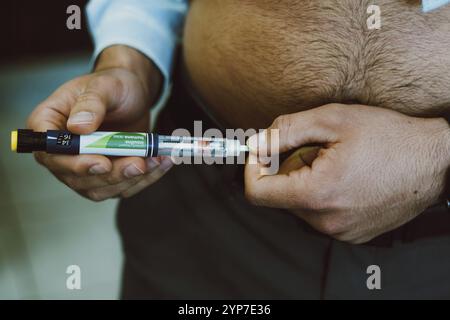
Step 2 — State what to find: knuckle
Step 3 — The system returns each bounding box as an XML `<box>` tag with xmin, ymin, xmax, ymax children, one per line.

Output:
<box><xmin>319</xmin><ymin>104</ymin><xmax>346</xmax><ymax>127</ymax></box>
<box><xmin>120</xmin><ymin>192</ymin><xmax>131</xmax><ymax>199</ymax></box>
<box><xmin>120</xmin><ymin>190</ymin><xmax>135</xmax><ymax>199</ymax></box>
<box><xmin>105</xmin><ymin>174</ymin><xmax>121</xmax><ymax>185</ymax></box>
<box><xmin>304</xmin><ymin>201</ymin><xmax>325</xmax><ymax>212</ymax></box>
<box><xmin>303</xmin><ymin>195</ymin><xmax>328</xmax><ymax>211</ymax></box>
<box><xmin>86</xmin><ymin>190</ymin><xmax>106</xmax><ymax>202</ymax></box>
<box><xmin>76</xmin><ymin>91</ymin><xmax>102</xmax><ymax>108</ymax></box>
<box><xmin>316</xmin><ymin>215</ymin><xmax>346</xmax><ymax>236</ymax></box>
<box><xmin>326</xmin><ymin>185</ymin><xmax>348</xmax><ymax>210</ymax></box>
<box><xmin>272</xmin><ymin>114</ymin><xmax>296</xmax><ymax>149</ymax></box>
<box><xmin>348</xmin><ymin>238</ymin><xmax>364</xmax><ymax>245</ymax></box>
<box><xmin>272</xmin><ymin>114</ymin><xmax>290</xmax><ymax>130</ymax></box>
<box><xmin>303</xmin><ymin>192</ymin><xmax>331</xmax><ymax>211</ymax></box>
<box><xmin>95</xmin><ymin>73</ymin><xmax>119</xmax><ymax>86</ymax></box>
<box><xmin>331</xmin><ymin>231</ymin><xmax>351</xmax><ymax>242</ymax></box>
<box><xmin>305</xmin><ymin>182</ymin><xmax>342</xmax><ymax>211</ymax></box>
<box><xmin>333</xmin><ymin>233</ymin><xmax>361</xmax><ymax>244</ymax></box>
<box><xmin>71</xmin><ymin>160</ymin><xmax>87</xmax><ymax>176</ymax></box>
<box><xmin>350</xmin><ymin>237</ymin><xmax>371</xmax><ymax>245</ymax></box>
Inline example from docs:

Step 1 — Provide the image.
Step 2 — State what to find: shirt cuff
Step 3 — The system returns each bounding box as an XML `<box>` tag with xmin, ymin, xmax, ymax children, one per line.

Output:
<box><xmin>86</xmin><ymin>1</ymin><xmax>186</xmax><ymax>114</ymax></box>
<box><xmin>422</xmin><ymin>0</ymin><xmax>450</xmax><ymax>12</ymax></box>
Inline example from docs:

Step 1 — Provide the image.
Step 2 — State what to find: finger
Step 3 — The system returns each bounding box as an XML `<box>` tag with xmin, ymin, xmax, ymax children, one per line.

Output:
<box><xmin>290</xmin><ymin>209</ymin><xmax>347</xmax><ymax>236</ymax></box>
<box><xmin>279</xmin><ymin>146</ymin><xmax>321</xmax><ymax>174</ymax></box>
<box><xmin>35</xmin><ymin>152</ymin><xmax>112</xmax><ymax>177</ymax></box>
<box><xmin>27</xmin><ymin>105</ymin><xmax>65</xmax><ymax>131</ymax></box>
<box><xmin>84</xmin><ymin>157</ymin><xmax>168</xmax><ymax>201</ymax></box>
<box><xmin>245</xmin><ymin>152</ymin><xmax>317</xmax><ymax>209</ymax></box>
<box><xmin>83</xmin><ymin>175</ymin><xmax>144</xmax><ymax>202</ymax></box>
<box><xmin>59</xmin><ymin>173</ymin><xmax>117</xmax><ymax>191</ymax></box>
<box><xmin>121</xmin><ymin>157</ymin><xmax>173</xmax><ymax>198</ymax></box>
<box><xmin>104</xmin><ymin>156</ymin><xmax>147</xmax><ymax>185</ymax></box>
<box><xmin>67</xmin><ymin>74</ymin><xmax>124</xmax><ymax>134</ymax></box>
<box><xmin>76</xmin><ymin>156</ymin><xmax>148</xmax><ymax>187</ymax></box>
<box><xmin>247</xmin><ymin>108</ymin><xmax>340</xmax><ymax>156</ymax></box>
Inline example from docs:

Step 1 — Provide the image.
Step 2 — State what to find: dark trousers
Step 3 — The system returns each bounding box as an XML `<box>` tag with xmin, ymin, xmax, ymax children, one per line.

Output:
<box><xmin>117</xmin><ymin>61</ymin><xmax>450</xmax><ymax>300</ymax></box>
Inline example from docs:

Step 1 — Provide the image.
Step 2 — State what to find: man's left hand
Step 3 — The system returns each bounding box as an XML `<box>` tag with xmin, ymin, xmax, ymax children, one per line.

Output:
<box><xmin>245</xmin><ymin>104</ymin><xmax>450</xmax><ymax>244</ymax></box>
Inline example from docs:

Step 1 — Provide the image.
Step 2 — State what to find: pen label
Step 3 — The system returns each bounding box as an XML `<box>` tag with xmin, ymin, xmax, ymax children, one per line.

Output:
<box><xmin>80</xmin><ymin>132</ymin><xmax>148</xmax><ymax>157</ymax></box>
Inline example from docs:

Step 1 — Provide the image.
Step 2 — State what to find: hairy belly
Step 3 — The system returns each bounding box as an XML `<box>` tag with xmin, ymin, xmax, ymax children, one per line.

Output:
<box><xmin>183</xmin><ymin>0</ymin><xmax>450</xmax><ymax>129</ymax></box>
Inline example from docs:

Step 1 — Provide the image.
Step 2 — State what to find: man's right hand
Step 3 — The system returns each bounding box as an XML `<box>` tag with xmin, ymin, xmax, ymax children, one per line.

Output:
<box><xmin>27</xmin><ymin>45</ymin><xmax>173</xmax><ymax>201</ymax></box>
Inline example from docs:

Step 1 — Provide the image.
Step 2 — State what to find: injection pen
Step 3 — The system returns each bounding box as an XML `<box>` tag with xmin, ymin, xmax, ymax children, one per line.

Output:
<box><xmin>11</xmin><ymin>129</ymin><xmax>249</xmax><ymax>158</ymax></box>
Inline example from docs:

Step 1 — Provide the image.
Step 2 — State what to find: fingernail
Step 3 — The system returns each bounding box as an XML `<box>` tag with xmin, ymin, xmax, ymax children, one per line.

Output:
<box><xmin>124</xmin><ymin>164</ymin><xmax>145</xmax><ymax>178</ymax></box>
<box><xmin>159</xmin><ymin>157</ymin><xmax>173</xmax><ymax>171</ymax></box>
<box><xmin>89</xmin><ymin>164</ymin><xmax>108</xmax><ymax>175</ymax></box>
<box><xmin>146</xmin><ymin>157</ymin><xmax>161</xmax><ymax>169</ymax></box>
<box><xmin>68</xmin><ymin>111</ymin><xmax>95</xmax><ymax>125</ymax></box>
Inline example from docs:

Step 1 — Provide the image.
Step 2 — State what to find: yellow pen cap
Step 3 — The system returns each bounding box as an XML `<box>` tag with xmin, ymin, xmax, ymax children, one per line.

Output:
<box><xmin>11</xmin><ymin>130</ymin><xmax>18</xmax><ymax>152</ymax></box>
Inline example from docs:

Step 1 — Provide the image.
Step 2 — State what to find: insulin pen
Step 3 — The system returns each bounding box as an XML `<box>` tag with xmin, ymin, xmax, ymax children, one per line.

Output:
<box><xmin>11</xmin><ymin>129</ymin><xmax>249</xmax><ymax>158</ymax></box>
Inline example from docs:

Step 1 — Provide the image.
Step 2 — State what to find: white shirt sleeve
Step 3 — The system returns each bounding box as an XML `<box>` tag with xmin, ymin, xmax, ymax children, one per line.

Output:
<box><xmin>422</xmin><ymin>0</ymin><xmax>450</xmax><ymax>12</ymax></box>
<box><xmin>86</xmin><ymin>0</ymin><xmax>189</xmax><ymax>112</ymax></box>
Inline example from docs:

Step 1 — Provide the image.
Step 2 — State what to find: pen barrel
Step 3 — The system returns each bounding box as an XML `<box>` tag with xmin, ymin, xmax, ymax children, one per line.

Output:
<box><xmin>156</xmin><ymin>135</ymin><xmax>244</xmax><ymax>157</ymax></box>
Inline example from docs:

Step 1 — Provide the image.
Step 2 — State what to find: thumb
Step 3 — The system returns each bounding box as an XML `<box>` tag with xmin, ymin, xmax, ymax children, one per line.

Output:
<box><xmin>247</xmin><ymin>109</ymin><xmax>339</xmax><ymax>156</ymax></box>
<box><xmin>67</xmin><ymin>74</ymin><xmax>122</xmax><ymax>134</ymax></box>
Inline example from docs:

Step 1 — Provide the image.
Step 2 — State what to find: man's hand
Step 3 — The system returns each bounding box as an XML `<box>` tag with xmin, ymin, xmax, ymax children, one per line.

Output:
<box><xmin>245</xmin><ymin>104</ymin><xmax>450</xmax><ymax>244</ymax></box>
<box><xmin>27</xmin><ymin>45</ymin><xmax>173</xmax><ymax>201</ymax></box>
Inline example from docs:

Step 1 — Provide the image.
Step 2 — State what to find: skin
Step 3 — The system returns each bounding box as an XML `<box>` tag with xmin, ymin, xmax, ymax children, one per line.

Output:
<box><xmin>245</xmin><ymin>104</ymin><xmax>450</xmax><ymax>244</ymax></box>
<box><xmin>184</xmin><ymin>0</ymin><xmax>450</xmax><ymax>128</ymax></box>
<box><xmin>28</xmin><ymin>1</ymin><xmax>450</xmax><ymax>243</ymax></box>
<box><xmin>27</xmin><ymin>45</ymin><xmax>173</xmax><ymax>201</ymax></box>
<box><xmin>183</xmin><ymin>0</ymin><xmax>450</xmax><ymax>243</ymax></box>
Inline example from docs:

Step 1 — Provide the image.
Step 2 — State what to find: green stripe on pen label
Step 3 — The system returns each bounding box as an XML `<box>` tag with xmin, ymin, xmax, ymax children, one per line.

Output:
<box><xmin>85</xmin><ymin>132</ymin><xmax>147</xmax><ymax>149</ymax></box>
<box><xmin>79</xmin><ymin>132</ymin><xmax>148</xmax><ymax>157</ymax></box>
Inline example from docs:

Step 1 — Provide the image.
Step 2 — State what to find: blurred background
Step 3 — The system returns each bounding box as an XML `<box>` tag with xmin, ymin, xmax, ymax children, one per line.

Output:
<box><xmin>0</xmin><ymin>1</ymin><xmax>122</xmax><ymax>299</ymax></box>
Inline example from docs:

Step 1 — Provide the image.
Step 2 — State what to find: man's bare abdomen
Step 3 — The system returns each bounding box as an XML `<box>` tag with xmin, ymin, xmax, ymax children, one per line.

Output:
<box><xmin>183</xmin><ymin>0</ymin><xmax>450</xmax><ymax>129</ymax></box>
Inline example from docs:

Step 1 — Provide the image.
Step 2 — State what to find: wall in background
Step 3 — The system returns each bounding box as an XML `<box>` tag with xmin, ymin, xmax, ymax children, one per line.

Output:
<box><xmin>0</xmin><ymin>2</ymin><xmax>122</xmax><ymax>299</ymax></box>
<box><xmin>1</xmin><ymin>0</ymin><xmax>92</xmax><ymax>62</ymax></box>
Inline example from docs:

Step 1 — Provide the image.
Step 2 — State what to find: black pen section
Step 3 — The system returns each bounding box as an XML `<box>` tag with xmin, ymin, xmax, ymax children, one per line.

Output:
<box><xmin>12</xmin><ymin>129</ymin><xmax>80</xmax><ymax>154</ymax></box>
